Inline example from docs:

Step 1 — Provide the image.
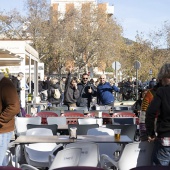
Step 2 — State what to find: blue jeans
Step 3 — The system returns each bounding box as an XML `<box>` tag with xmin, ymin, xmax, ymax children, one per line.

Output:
<box><xmin>152</xmin><ymin>139</ymin><xmax>170</xmax><ymax>166</ymax></box>
<box><xmin>0</xmin><ymin>131</ymin><xmax>13</xmax><ymax>166</ymax></box>
<box><xmin>36</xmin><ymin>105</ymin><xmax>41</xmax><ymax>113</ymax></box>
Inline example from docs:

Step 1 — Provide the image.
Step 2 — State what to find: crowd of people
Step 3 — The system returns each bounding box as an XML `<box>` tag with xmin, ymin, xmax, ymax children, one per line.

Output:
<box><xmin>8</xmin><ymin>68</ymin><xmax>160</xmax><ymax>120</ymax></box>
<box><xmin>36</xmin><ymin>67</ymin><xmax>120</xmax><ymax>111</ymax></box>
<box><xmin>27</xmin><ymin>70</ymin><xmax>155</xmax><ymax>112</ymax></box>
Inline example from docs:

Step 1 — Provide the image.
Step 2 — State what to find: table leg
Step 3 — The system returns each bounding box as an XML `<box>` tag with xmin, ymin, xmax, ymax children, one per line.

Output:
<box><xmin>14</xmin><ymin>144</ymin><xmax>20</xmax><ymax>168</ymax></box>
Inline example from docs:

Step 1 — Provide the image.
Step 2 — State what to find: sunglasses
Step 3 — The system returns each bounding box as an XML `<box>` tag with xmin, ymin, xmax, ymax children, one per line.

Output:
<box><xmin>83</xmin><ymin>78</ymin><xmax>88</xmax><ymax>80</ymax></box>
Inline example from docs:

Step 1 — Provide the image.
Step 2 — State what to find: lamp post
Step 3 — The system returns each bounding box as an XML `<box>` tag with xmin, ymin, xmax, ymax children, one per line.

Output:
<box><xmin>149</xmin><ymin>68</ymin><xmax>152</xmax><ymax>80</ymax></box>
<box><xmin>134</xmin><ymin>60</ymin><xmax>141</xmax><ymax>100</ymax></box>
<box><xmin>112</xmin><ymin>61</ymin><xmax>121</xmax><ymax>83</ymax></box>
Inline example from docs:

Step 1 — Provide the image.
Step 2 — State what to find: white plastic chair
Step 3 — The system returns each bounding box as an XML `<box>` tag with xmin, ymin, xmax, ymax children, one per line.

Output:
<box><xmin>66</xmin><ymin>141</ymin><xmax>100</xmax><ymax>167</ymax></box>
<box><xmin>112</xmin><ymin>117</ymin><xmax>136</xmax><ymax>125</ymax></box>
<box><xmin>15</xmin><ymin>117</ymin><xmax>41</xmax><ymax>136</ymax></box>
<box><xmin>101</xmin><ymin>141</ymin><xmax>154</xmax><ymax>170</ymax></box>
<box><xmin>114</xmin><ymin>106</ymin><xmax>130</xmax><ymax>111</ymax></box>
<box><xmin>78</xmin><ymin>118</ymin><xmax>97</xmax><ymax>125</ymax></box>
<box><xmin>49</xmin><ymin>147</ymin><xmax>82</xmax><ymax>170</ymax></box>
<box><xmin>21</xmin><ymin>147</ymin><xmax>82</xmax><ymax>170</ymax></box>
<box><xmin>14</xmin><ymin>116</ymin><xmax>42</xmax><ymax>164</ymax></box>
<box><xmin>47</xmin><ymin>117</ymin><xmax>67</xmax><ymax>125</ymax></box>
<box><xmin>4</xmin><ymin>145</ymin><xmax>20</xmax><ymax>168</ymax></box>
<box><xmin>24</xmin><ymin>128</ymin><xmax>62</xmax><ymax>168</ymax></box>
<box><xmin>87</xmin><ymin>127</ymin><xmax>120</xmax><ymax>159</ymax></box>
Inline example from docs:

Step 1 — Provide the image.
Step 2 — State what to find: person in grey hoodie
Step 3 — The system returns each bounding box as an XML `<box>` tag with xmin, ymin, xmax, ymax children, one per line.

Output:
<box><xmin>64</xmin><ymin>67</ymin><xmax>80</xmax><ymax>109</ymax></box>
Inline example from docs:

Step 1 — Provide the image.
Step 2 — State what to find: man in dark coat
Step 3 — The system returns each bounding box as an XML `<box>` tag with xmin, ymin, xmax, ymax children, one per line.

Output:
<box><xmin>146</xmin><ymin>63</ymin><xmax>170</xmax><ymax>166</ymax></box>
<box><xmin>149</xmin><ymin>77</ymin><xmax>157</xmax><ymax>89</ymax></box>
<box><xmin>11</xmin><ymin>72</ymin><xmax>24</xmax><ymax>98</ymax></box>
<box><xmin>77</xmin><ymin>73</ymin><xmax>97</xmax><ymax>110</ymax></box>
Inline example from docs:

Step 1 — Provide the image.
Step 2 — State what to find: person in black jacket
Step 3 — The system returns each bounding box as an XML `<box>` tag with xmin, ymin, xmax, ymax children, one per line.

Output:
<box><xmin>149</xmin><ymin>77</ymin><xmax>157</xmax><ymax>89</ymax></box>
<box><xmin>145</xmin><ymin>63</ymin><xmax>170</xmax><ymax>166</ymax></box>
<box><xmin>38</xmin><ymin>76</ymin><xmax>43</xmax><ymax>93</ymax></box>
<box><xmin>77</xmin><ymin>73</ymin><xmax>97</xmax><ymax>110</ymax></box>
<box><xmin>64</xmin><ymin>67</ymin><xmax>80</xmax><ymax>108</ymax></box>
<box><xmin>11</xmin><ymin>72</ymin><xmax>24</xmax><ymax>99</ymax></box>
<box><xmin>42</xmin><ymin>76</ymin><xmax>51</xmax><ymax>90</ymax></box>
<box><xmin>47</xmin><ymin>78</ymin><xmax>62</xmax><ymax>107</ymax></box>
<box><xmin>131</xmin><ymin>89</ymin><xmax>147</xmax><ymax>117</ymax></box>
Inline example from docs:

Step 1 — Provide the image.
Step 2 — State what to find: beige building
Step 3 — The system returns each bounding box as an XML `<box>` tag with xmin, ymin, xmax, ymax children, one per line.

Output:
<box><xmin>51</xmin><ymin>0</ymin><xmax>114</xmax><ymax>77</ymax></box>
<box><xmin>51</xmin><ymin>0</ymin><xmax>114</xmax><ymax>18</ymax></box>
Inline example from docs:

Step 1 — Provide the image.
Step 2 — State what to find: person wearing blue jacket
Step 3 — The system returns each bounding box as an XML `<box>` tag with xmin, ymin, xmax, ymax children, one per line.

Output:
<box><xmin>97</xmin><ymin>74</ymin><xmax>119</xmax><ymax>109</ymax></box>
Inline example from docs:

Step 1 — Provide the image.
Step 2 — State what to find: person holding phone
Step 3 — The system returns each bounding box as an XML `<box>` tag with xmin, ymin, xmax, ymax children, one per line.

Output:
<box><xmin>97</xmin><ymin>74</ymin><xmax>120</xmax><ymax>110</ymax></box>
<box><xmin>64</xmin><ymin>67</ymin><xmax>80</xmax><ymax>108</ymax></box>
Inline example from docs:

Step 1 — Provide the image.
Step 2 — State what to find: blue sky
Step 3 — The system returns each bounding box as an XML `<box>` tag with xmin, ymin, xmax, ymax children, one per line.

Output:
<box><xmin>0</xmin><ymin>0</ymin><xmax>170</xmax><ymax>42</ymax></box>
<box><xmin>107</xmin><ymin>0</ymin><xmax>170</xmax><ymax>41</ymax></box>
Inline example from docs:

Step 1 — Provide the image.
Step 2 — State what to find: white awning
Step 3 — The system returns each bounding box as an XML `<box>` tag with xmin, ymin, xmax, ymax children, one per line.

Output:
<box><xmin>0</xmin><ymin>40</ymin><xmax>40</xmax><ymax>108</ymax></box>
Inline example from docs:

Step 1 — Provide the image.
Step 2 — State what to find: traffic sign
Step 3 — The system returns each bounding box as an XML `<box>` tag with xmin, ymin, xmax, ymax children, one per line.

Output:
<box><xmin>112</xmin><ymin>61</ymin><xmax>121</xmax><ymax>70</ymax></box>
<box><xmin>149</xmin><ymin>69</ymin><xmax>152</xmax><ymax>75</ymax></box>
<box><xmin>134</xmin><ymin>60</ymin><xmax>141</xmax><ymax>70</ymax></box>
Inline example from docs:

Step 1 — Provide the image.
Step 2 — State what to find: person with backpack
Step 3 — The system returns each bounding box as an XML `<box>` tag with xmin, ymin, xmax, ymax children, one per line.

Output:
<box><xmin>64</xmin><ymin>67</ymin><xmax>80</xmax><ymax>109</ymax></box>
<box><xmin>47</xmin><ymin>78</ymin><xmax>62</xmax><ymax>107</ymax></box>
